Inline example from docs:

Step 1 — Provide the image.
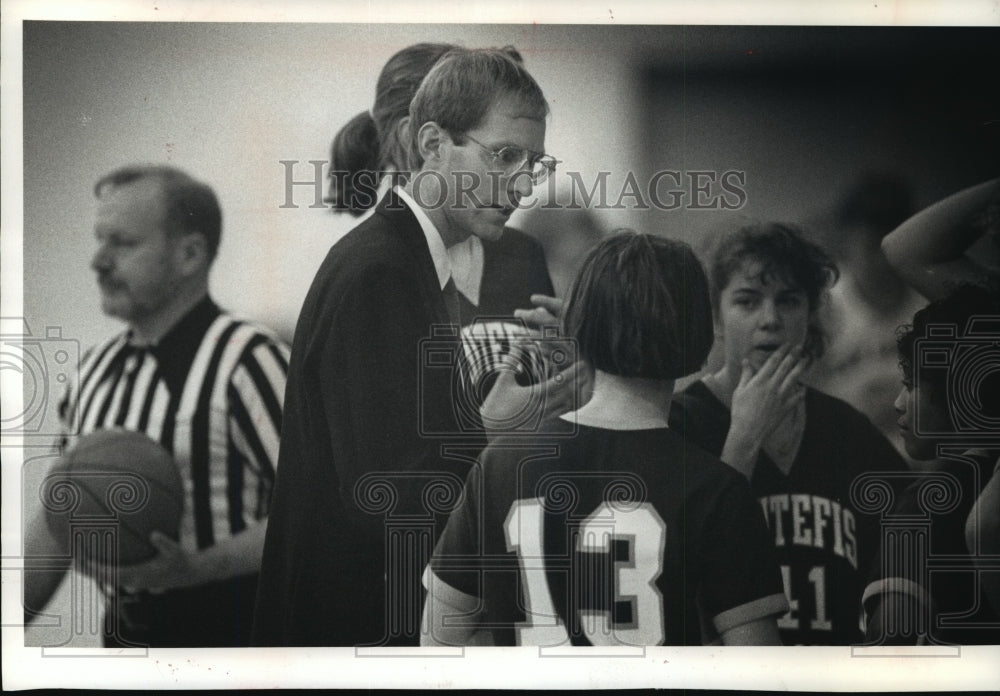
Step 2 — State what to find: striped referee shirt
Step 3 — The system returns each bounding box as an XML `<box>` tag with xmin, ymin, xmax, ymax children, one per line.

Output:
<box><xmin>58</xmin><ymin>296</ymin><xmax>289</xmax><ymax>552</ymax></box>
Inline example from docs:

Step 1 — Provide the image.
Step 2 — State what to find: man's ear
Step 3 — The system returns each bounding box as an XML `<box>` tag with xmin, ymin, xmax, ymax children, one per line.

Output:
<box><xmin>175</xmin><ymin>231</ymin><xmax>209</xmax><ymax>275</ymax></box>
<box><xmin>415</xmin><ymin>121</ymin><xmax>448</xmax><ymax>166</ymax></box>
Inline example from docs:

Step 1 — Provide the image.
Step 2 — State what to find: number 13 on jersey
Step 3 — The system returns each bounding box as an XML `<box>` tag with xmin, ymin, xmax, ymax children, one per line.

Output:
<box><xmin>504</xmin><ymin>498</ymin><xmax>667</xmax><ymax>646</ymax></box>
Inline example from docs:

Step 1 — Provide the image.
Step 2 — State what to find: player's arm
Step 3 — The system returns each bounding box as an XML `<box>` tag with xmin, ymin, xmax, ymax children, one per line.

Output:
<box><xmin>702</xmin><ymin>471</ymin><xmax>790</xmax><ymax>643</ymax></box>
<box><xmin>720</xmin><ymin>616</ymin><xmax>781</xmax><ymax>646</ymax></box>
<box><xmin>420</xmin><ymin>576</ymin><xmax>492</xmax><ymax>647</ymax></box>
<box><xmin>881</xmin><ymin>177</ymin><xmax>1000</xmax><ymax>301</ymax></box>
<box><xmin>966</xmin><ymin>461</ymin><xmax>1000</xmax><ymax>616</ymax></box>
<box><xmin>860</xmin><ymin>474</ymin><xmax>937</xmax><ymax>645</ymax></box>
<box><xmin>862</xmin><ymin>552</ymin><xmax>933</xmax><ymax>646</ymax></box>
<box><xmin>864</xmin><ymin>590</ymin><xmax>926</xmax><ymax>645</ymax></box>
<box><xmin>421</xmin><ymin>465</ymin><xmax>491</xmax><ymax>646</ymax></box>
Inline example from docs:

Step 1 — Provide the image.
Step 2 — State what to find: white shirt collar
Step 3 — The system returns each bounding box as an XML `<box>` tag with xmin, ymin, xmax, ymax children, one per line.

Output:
<box><xmin>394</xmin><ymin>186</ymin><xmax>451</xmax><ymax>291</ymax></box>
<box><xmin>447</xmin><ymin>235</ymin><xmax>484</xmax><ymax>307</ymax></box>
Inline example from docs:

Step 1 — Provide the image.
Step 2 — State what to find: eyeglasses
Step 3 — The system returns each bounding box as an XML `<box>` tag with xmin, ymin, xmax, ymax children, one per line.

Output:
<box><xmin>462</xmin><ymin>134</ymin><xmax>559</xmax><ymax>185</ymax></box>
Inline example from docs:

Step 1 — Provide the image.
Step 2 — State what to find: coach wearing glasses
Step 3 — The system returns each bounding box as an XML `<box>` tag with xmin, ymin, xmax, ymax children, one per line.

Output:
<box><xmin>254</xmin><ymin>48</ymin><xmax>564</xmax><ymax>646</ymax></box>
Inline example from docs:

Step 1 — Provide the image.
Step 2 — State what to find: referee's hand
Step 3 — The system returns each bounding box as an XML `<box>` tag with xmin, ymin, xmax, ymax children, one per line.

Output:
<box><xmin>110</xmin><ymin>533</ymin><xmax>200</xmax><ymax>594</ymax></box>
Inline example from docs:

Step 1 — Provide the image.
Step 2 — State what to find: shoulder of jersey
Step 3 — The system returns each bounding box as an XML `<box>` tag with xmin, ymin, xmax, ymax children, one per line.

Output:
<box><xmin>806</xmin><ymin>386</ymin><xmax>877</xmax><ymax>429</ymax></box>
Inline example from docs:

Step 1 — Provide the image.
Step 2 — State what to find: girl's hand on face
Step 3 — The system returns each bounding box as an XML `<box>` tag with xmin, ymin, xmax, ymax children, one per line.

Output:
<box><xmin>729</xmin><ymin>342</ymin><xmax>807</xmax><ymax>444</ymax></box>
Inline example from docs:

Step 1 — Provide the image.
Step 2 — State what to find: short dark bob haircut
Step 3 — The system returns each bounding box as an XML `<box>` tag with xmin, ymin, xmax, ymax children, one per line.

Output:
<box><xmin>709</xmin><ymin>222</ymin><xmax>839</xmax><ymax>360</ymax></box>
<box><xmin>563</xmin><ymin>230</ymin><xmax>714</xmax><ymax>380</ymax></box>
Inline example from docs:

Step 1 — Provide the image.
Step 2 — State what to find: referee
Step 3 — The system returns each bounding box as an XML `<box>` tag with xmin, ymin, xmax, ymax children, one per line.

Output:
<box><xmin>23</xmin><ymin>165</ymin><xmax>289</xmax><ymax>647</ymax></box>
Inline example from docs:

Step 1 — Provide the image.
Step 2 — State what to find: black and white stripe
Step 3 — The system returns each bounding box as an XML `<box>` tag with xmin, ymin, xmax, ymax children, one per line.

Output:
<box><xmin>60</xmin><ymin>314</ymin><xmax>288</xmax><ymax>552</ymax></box>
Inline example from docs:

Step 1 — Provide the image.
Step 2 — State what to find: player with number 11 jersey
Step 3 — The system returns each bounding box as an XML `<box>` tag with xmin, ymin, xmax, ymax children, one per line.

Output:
<box><xmin>668</xmin><ymin>222</ymin><xmax>909</xmax><ymax>645</ymax></box>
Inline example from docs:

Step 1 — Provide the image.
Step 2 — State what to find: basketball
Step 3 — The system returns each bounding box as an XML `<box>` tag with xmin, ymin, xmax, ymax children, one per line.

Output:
<box><xmin>41</xmin><ymin>428</ymin><xmax>185</xmax><ymax>567</ymax></box>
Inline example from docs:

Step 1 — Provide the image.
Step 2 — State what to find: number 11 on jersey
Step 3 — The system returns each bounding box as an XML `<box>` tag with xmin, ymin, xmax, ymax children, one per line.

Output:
<box><xmin>778</xmin><ymin>564</ymin><xmax>832</xmax><ymax>633</ymax></box>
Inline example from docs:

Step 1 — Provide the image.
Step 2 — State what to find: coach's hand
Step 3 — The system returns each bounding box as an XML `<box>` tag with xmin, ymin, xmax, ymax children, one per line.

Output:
<box><xmin>513</xmin><ymin>294</ymin><xmax>564</xmax><ymax>331</ymax></box>
<box><xmin>480</xmin><ymin>341</ymin><xmax>592</xmax><ymax>440</ymax></box>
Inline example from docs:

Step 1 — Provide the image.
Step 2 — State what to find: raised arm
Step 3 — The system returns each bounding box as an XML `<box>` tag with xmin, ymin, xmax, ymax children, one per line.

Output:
<box><xmin>881</xmin><ymin>178</ymin><xmax>1000</xmax><ymax>301</ymax></box>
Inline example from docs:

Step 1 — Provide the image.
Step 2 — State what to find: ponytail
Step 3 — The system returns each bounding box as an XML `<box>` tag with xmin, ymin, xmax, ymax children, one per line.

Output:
<box><xmin>328</xmin><ymin>111</ymin><xmax>380</xmax><ymax>216</ymax></box>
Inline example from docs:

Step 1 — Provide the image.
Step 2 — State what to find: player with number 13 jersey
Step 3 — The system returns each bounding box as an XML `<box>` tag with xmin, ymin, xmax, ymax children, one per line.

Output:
<box><xmin>422</xmin><ymin>232</ymin><xmax>789</xmax><ymax>646</ymax></box>
<box><xmin>424</xmin><ymin>423</ymin><xmax>789</xmax><ymax>645</ymax></box>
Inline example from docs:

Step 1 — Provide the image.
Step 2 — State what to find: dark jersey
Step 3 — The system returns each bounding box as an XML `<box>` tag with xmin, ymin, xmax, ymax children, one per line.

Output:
<box><xmin>670</xmin><ymin>382</ymin><xmax>909</xmax><ymax>645</ymax></box>
<box><xmin>863</xmin><ymin>449</ymin><xmax>1000</xmax><ymax>645</ymax></box>
<box><xmin>426</xmin><ymin>421</ymin><xmax>788</xmax><ymax>646</ymax></box>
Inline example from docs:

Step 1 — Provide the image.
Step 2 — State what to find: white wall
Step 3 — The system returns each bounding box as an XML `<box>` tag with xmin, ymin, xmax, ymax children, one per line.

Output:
<box><xmin>23</xmin><ymin>22</ymin><xmax>648</xmax><ymax>347</ymax></box>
